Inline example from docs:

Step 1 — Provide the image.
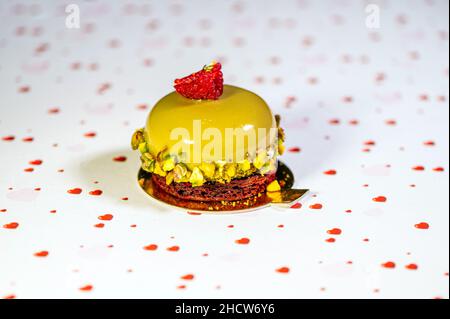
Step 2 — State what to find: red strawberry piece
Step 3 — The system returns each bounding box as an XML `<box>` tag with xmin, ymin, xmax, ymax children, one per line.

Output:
<box><xmin>174</xmin><ymin>62</ymin><xmax>223</xmax><ymax>100</ymax></box>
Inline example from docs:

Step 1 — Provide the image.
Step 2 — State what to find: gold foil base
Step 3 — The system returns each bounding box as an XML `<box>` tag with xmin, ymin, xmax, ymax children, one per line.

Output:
<box><xmin>138</xmin><ymin>161</ymin><xmax>309</xmax><ymax>213</ymax></box>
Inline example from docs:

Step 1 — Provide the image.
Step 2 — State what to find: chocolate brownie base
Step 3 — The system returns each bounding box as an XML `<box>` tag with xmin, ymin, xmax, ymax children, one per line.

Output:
<box><xmin>152</xmin><ymin>173</ymin><xmax>276</xmax><ymax>202</ymax></box>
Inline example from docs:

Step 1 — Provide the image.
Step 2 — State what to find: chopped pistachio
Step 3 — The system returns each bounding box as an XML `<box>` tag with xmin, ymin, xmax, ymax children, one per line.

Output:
<box><xmin>156</xmin><ymin>146</ymin><xmax>168</xmax><ymax>162</ymax></box>
<box><xmin>141</xmin><ymin>156</ymin><xmax>155</xmax><ymax>172</ymax></box>
<box><xmin>253</xmin><ymin>151</ymin><xmax>267</xmax><ymax>170</ymax></box>
<box><xmin>138</xmin><ymin>142</ymin><xmax>148</xmax><ymax>154</ymax></box>
<box><xmin>173</xmin><ymin>163</ymin><xmax>188</xmax><ymax>181</ymax></box>
<box><xmin>200</xmin><ymin>162</ymin><xmax>215</xmax><ymax>178</ymax></box>
<box><xmin>216</xmin><ymin>160</ymin><xmax>227</xmax><ymax>167</ymax></box>
<box><xmin>153</xmin><ymin>162</ymin><xmax>166</xmax><ymax>177</ymax></box>
<box><xmin>131</xmin><ymin>129</ymin><xmax>144</xmax><ymax>150</ymax></box>
<box><xmin>278</xmin><ymin>126</ymin><xmax>285</xmax><ymax>142</ymax></box>
<box><xmin>260</xmin><ymin>160</ymin><xmax>276</xmax><ymax>175</ymax></box>
<box><xmin>162</xmin><ymin>156</ymin><xmax>176</xmax><ymax>171</ymax></box>
<box><xmin>238</xmin><ymin>159</ymin><xmax>251</xmax><ymax>172</ymax></box>
<box><xmin>226</xmin><ymin>164</ymin><xmax>236</xmax><ymax>178</ymax></box>
<box><xmin>185</xmin><ymin>163</ymin><xmax>197</xmax><ymax>171</ymax></box>
<box><xmin>278</xmin><ymin>141</ymin><xmax>285</xmax><ymax>155</ymax></box>
<box><xmin>189</xmin><ymin>167</ymin><xmax>204</xmax><ymax>186</ymax></box>
<box><xmin>165</xmin><ymin>171</ymin><xmax>174</xmax><ymax>185</ymax></box>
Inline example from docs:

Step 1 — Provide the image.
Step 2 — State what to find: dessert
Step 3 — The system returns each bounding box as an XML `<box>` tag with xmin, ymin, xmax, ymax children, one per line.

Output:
<box><xmin>132</xmin><ymin>62</ymin><xmax>285</xmax><ymax>206</ymax></box>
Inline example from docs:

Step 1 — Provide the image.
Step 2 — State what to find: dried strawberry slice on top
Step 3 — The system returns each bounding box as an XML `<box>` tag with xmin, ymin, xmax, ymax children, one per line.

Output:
<box><xmin>174</xmin><ymin>61</ymin><xmax>223</xmax><ymax>100</ymax></box>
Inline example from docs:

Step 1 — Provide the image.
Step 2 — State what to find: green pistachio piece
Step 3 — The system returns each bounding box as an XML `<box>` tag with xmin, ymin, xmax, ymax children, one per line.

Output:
<box><xmin>153</xmin><ymin>162</ymin><xmax>166</xmax><ymax>177</ymax></box>
<box><xmin>141</xmin><ymin>156</ymin><xmax>155</xmax><ymax>173</ymax></box>
<box><xmin>226</xmin><ymin>164</ymin><xmax>236</xmax><ymax>178</ymax></box>
<box><xmin>138</xmin><ymin>142</ymin><xmax>148</xmax><ymax>154</ymax></box>
<box><xmin>253</xmin><ymin>151</ymin><xmax>267</xmax><ymax>170</ymax></box>
<box><xmin>165</xmin><ymin>171</ymin><xmax>174</xmax><ymax>185</ymax></box>
<box><xmin>189</xmin><ymin>167</ymin><xmax>204</xmax><ymax>187</ymax></box>
<box><xmin>173</xmin><ymin>163</ymin><xmax>188</xmax><ymax>182</ymax></box>
<box><xmin>185</xmin><ymin>163</ymin><xmax>197</xmax><ymax>171</ymax></box>
<box><xmin>278</xmin><ymin>126</ymin><xmax>285</xmax><ymax>142</ymax></box>
<box><xmin>200</xmin><ymin>162</ymin><xmax>215</xmax><ymax>178</ymax></box>
<box><xmin>278</xmin><ymin>139</ymin><xmax>285</xmax><ymax>155</ymax></box>
<box><xmin>162</xmin><ymin>156</ymin><xmax>176</xmax><ymax>171</ymax></box>
<box><xmin>238</xmin><ymin>159</ymin><xmax>251</xmax><ymax>172</ymax></box>
<box><xmin>143</xmin><ymin>152</ymin><xmax>154</xmax><ymax>161</ymax></box>
<box><xmin>131</xmin><ymin>129</ymin><xmax>144</xmax><ymax>150</ymax></box>
<box><xmin>259</xmin><ymin>160</ymin><xmax>276</xmax><ymax>175</ymax></box>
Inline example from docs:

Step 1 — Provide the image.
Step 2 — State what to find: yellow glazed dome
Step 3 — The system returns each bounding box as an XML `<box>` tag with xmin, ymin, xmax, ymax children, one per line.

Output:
<box><xmin>145</xmin><ymin>85</ymin><xmax>277</xmax><ymax>163</ymax></box>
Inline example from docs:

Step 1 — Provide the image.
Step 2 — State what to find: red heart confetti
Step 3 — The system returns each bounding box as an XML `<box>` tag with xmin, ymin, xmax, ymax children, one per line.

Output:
<box><xmin>327</xmin><ymin>228</ymin><xmax>342</xmax><ymax>235</ymax></box>
<box><xmin>67</xmin><ymin>188</ymin><xmax>82</xmax><ymax>195</ymax></box>
<box><xmin>414</xmin><ymin>222</ymin><xmax>429</xmax><ymax>229</ymax></box>
<box><xmin>89</xmin><ymin>190</ymin><xmax>103</xmax><ymax>196</ymax></box>
<box><xmin>381</xmin><ymin>261</ymin><xmax>396</xmax><ymax>269</ymax></box>
<box><xmin>276</xmin><ymin>267</ymin><xmax>290</xmax><ymax>274</ymax></box>
<box><xmin>405</xmin><ymin>263</ymin><xmax>418</xmax><ymax>270</ymax></box>
<box><xmin>3</xmin><ymin>222</ymin><xmax>19</xmax><ymax>229</ymax></box>
<box><xmin>290</xmin><ymin>202</ymin><xmax>302</xmax><ymax>209</ymax></box>
<box><xmin>235</xmin><ymin>238</ymin><xmax>250</xmax><ymax>245</ymax></box>
<box><xmin>98</xmin><ymin>214</ymin><xmax>113</xmax><ymax>221</ymax></box>
<box><xmin>34</xmin><ymin>251</ymin><xmax>49</xmax><ymax>257</ymax></box>
<box><xmin>79</xmin><ymin>285</ymin><xmax>93</xmax><ymax>292</ymax></box>
<box><xmin>372</xmin><ymin>196</ymin><xmax>387</xmax><ymax>202</ymax></box>
<box><xmin>2</xmin><ymin>135</ymin><xmax>15</xmax><ymax>141</ymax></box>
<box><xmin>143</xmin><ymin>244</ymin><xmax>158</xmax><ymax>251</ymax></box>
<box><xmin>29</xmin><ymin>160</ymin><xmax>43</xmax><ymax>165</ymax></box>
<box><xmin>181</xmin><ymin>274</ymin><xmax>195</xmax><ymax>280</ymax></box>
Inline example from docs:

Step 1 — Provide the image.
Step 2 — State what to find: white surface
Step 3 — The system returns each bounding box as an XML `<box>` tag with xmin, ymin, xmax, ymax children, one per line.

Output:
<box><xmin>0</xmin><ymin>0</ymin><xmax>448</xmax><ymax>299</ymax></box>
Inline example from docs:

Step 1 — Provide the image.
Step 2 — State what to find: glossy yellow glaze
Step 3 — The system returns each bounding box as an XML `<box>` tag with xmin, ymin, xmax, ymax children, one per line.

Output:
<box><xmin>144</xmin><ymin>85</ymin><xmax>276</xmax><ymax>163</ymax></box>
